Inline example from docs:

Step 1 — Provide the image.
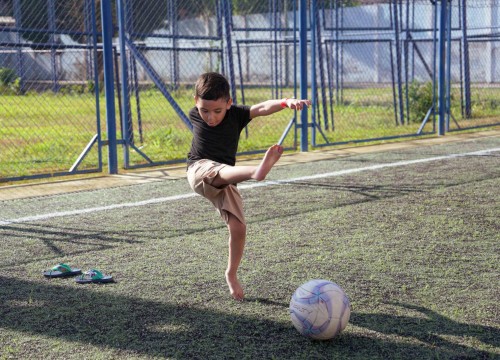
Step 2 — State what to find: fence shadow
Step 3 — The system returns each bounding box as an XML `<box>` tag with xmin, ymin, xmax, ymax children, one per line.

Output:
<box><xmin>1</xmin><ymin>276</ymin><xmax>497</xmax><ymax>359</ymax></box>
<box><xmin>351</xmin><ymin>302</ymin><xmax>499</xmax><ymax>358</ymax></box>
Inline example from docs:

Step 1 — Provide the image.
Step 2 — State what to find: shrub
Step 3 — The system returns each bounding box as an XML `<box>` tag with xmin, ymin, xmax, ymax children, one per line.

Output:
<box><xmin>0</xmin><ymin>67</ymin><xmax>17</xmax><ymax>86</ymax></box>
<box><xmin>406</xmin><ymin>81</ymin><xmax>434</xmax><ymax>123</ymax></box>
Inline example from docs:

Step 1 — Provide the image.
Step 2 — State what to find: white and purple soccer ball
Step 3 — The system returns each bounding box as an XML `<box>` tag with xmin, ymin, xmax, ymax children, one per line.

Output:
<box><xmin>289</xmin><ymin>279</ymin><xmax>351</xmax><ymax>340</ymax></box>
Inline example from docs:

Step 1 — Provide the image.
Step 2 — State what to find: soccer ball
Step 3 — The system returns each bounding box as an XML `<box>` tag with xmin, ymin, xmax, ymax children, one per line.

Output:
<box><xmin>289</xmin><ymin>279</ymin><xmax>351</xmax><ymax>340</ymax></box>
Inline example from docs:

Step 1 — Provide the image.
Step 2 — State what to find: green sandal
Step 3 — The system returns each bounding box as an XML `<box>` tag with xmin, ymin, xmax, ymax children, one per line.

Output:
<box><xmin>43</xmin><ymin>263</ymin><xmax>82</xmax><ymax>278</ymax></box>
<box><xmin>76</xmin><ymin>269</ymin><xmax>114</xmax><ymax>284</ymax></box>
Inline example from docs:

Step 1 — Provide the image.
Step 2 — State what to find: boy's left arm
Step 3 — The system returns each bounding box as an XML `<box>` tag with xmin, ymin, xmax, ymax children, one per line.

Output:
<box><xmin>249</xmin><ymin>98</ymin><xmax>312</xmax><ymax>119</ymax></box>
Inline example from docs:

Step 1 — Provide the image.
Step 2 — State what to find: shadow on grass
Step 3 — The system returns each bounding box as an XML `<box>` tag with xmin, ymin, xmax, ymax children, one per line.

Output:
<box><xmin>351</xmin><ymin>303</ymin><xmax>499</xmax><ymax>359</ymax></box>
<box><xmin>1</xmin><ymin>277</ymin><xmax>497</xmax><ymax>359</ymax></box>
<box><xmin>0</xmin><ymin>223</ymin><xmax>143</xmax><ymax>269</ymax></box>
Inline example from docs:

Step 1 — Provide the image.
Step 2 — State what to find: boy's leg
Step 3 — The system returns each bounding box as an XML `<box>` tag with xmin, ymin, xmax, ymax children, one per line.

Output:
<box><xmin>225</xmin><ymin>213</ymin><xmax>246</xmax><ymax>301</ymax></box>
<box><xmin>211</xmin><ymin>144</ymin><xmax>283</xmax><ymax>187</ymax></box>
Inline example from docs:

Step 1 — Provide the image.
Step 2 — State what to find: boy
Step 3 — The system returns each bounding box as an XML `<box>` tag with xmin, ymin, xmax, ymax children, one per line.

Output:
<box><xmin>187</xmin><ymin>72</ymin><xmax>311</xmax><ymax>300</ymax></box>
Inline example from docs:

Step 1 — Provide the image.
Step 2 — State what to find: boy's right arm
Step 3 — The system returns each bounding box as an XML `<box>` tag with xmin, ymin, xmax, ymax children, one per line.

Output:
<box><xmin>249</xmin><ymin>98</ymin><xmax>311</xmax><ymax>119</ymax></box>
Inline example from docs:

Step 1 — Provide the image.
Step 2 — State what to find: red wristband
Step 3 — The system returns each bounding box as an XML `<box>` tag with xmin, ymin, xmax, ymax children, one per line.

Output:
<box><xmin>280</xmin><ymin>98</ymin><xmax>288</xmax><ymax>108</ymax></box>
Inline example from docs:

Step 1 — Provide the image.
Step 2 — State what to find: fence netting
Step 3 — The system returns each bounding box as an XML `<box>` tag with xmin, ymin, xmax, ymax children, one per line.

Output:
<box><xmin>1</xmin><ymin>0</ymin><xmax>499</xmax><ymax>181</ymax></box>
<box><xmin>0</xmin><ymin>0</ymin><xmax>103</xmax><ymax>181</ymax></box>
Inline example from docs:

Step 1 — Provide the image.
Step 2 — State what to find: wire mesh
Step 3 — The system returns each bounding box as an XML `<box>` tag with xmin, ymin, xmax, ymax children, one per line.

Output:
<box><xmin>0</xmin><ymin>0</ymin><xmax>102</xmax><ymax>181</ymax></box>
<box><xmin>1</xmin><ymin>0</ymin><xmax>499</xmax><ymax>181</ymax></box>
<box><xmin>116</xmin><ymin>0</ymin><xmax>224</xmax><ymax>168</ymax></box>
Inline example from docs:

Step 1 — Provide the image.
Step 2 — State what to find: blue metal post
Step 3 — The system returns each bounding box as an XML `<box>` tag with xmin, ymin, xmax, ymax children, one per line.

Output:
<box><xmin>432</xmin><ymin>1</ymin><xmax>438</xmax><ymax>131</ymax></box>
<box><xmin>437</xmin><ymin>0</ymin><xmax>448</xmax><ymax>136</ymax></box>
<box><xmin>171</xmin><ymin>0</ymin><xmax>179</xmax><ymax>88</ymax></box>
<box><xmin>335</xmin><ymin>1</ymin><xmax>340</xmax><ymax>105</ymax></box>
<box><xmin>101</xmin><ymin>0</ymin><xmax>118</xmax><ymax>173</ymax></box>
<box><xmin>116</xmin><ymin>0</ymin><xmax>132</xmax><ymax>167</ymax></box>
<box><xmin>311</xmin><ymin>0</ymin><xmax>316</xmax><ymax>147</ymax></box>
<box><xmin>315</xmin><ymin>4</ymin><xmax>328</xmax><ymax>131</ymax></box>
<box><xmin>293</xmin><ymin>0</ymin><xmax>298</xmax><ymax>148</ymax></box>
<box><xmin>393</xmin><ymin>0</ymin><xmax>404</xmax><ymax>125</ymax></box>
<box><xmin>48</xmin><ymin>0</ymin><xmax>59</xmax><ymax>92</ymax></box>
<box><xmin>445</xmin><ymin>2</ymin><xmax>452</xmax><ymax>132</ymax></box>
<box><xmin>299</xmin><ymin>0</ymin><xmax>308</xmax><ymax>152</ymax></box>
<box><xmin>13</xmin><ymin>0</ymin><xmax>24</xmax><ymax>94</ymax></box>
<box><xmin>461</xmin><ymin>0</ymin><xmax>471</xmax><ymax>118</ymax></box>
<box><xmin>84</xmin><ymin>0</ymin><xmax>94</xmax><ymax>80</ymax></box>
<box><xmin>272</xmin><ymin>0</ymin><xmax>278</xmax><ymax>98</ymax></box>
<box><xmin>223</xmin><ymin>0</ymin><xmax>237</xmax><ymax>103</ymax></box>
<box><xmin>90</xmin><ymin>0</ymin><xmax>103</xmax><ymax>171</ymax></box>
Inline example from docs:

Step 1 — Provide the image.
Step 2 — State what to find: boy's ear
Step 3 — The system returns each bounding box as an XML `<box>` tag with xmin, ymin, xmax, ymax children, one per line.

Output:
<box><xmin>226</xmin><ymin>98</ymin><xmax>233</xmax><ymax>109</ymax></box>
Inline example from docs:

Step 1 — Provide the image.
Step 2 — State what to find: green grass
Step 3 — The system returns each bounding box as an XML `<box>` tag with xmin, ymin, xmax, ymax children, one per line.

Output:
<box><xmin>1</xmin><ymin>86</ymin><xmax>499</xmax><ymax>179</ymax></box>
<box><xmin>0</xmin><ymin>137</ymin><xmax>499</xmax><ymax>359</ymax></box>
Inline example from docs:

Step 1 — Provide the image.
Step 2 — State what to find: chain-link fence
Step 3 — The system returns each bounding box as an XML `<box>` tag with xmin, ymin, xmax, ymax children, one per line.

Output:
<box><xmin>451</xmin><ymin>0</ymin><xmax>500</xmax><ymax>131</ymax></box>
<box><xmin>312</xmin><ymin>0</ymin><xmax>500</xmax><ymax>146</ymax></box>
<box><xmin>0</xmin><ymin>0</ymin><xmax>103</xmax><ymax>181</ymax></box>
<box><xmin>1</xmin><ymin>0</ymin><xmax>499</xmax><ymax>181</ymax></box>
<box><xmin>118</xmin><ymin>0</ymin><xmax>302</xmax><ymax>169</ymax></box>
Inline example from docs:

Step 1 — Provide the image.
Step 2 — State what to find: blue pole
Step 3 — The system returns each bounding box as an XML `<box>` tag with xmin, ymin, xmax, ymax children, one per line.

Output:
<box><xmin>335</xmin><ymin>1</ymin><xmax>341</xmax><ymax>104</ymax></box>
<box><xmin>432</xmin><ymin>1</ymin><xmax>438</xmax><ymax>131</ymax></box>
<box><xmin>293</xmin><ymin>0</ymin><xmax>298</xmax><ymax>147</ymax></box>
<box><xmin>48</xmin><ymin>0</ymin><xmax>59</xmax><ymax>92</ymax></box>
<box><xmin>13</xmin><ymin>0</ymin><xmax>24</xmax><ymax>94</ymax></box>
<box><xmin>437</xmin><ymin>0</ymin><xmax>447</xmax><ymax>136</ymax></box>
<box><xmin>299</xmin><ymin>0</ymin><xmax>308</xmax><ymax>152</ymax></box>
<box><xmin>311</xmin><ymin>0</ymin><xmax>317</xmax><ymax>147</ymax></box>
<box><xmin>84</xmin><ymin>0</ymin><xmax>93</xmax><ymax>80</ymax></box>
<box><xmin>172</xmin><ymin>0</ymin><xmax>179</xmax><ymax>88</ymax></box>
<box><xmin>393</xmin><ymin>0</ymin><xmax>404</xmax><ymax>125</ymax></box>
<box><xmin>101</xmin><ymin>0</ymin><xmax>118</xmax><ymax>174</ymax></box>
<box><xmin>223</xmin><ymin>0</ymin><xmax>237</xmax><ymax>103</ymax></box>
<box><xmin>445</xmin><ymin>1</ymin><xmax>452</xmax><ymax>132</ymax></box>
<box><xmin>90</xmin><ymin>0</ymin><xmax>103</xmax><ymax>171</ymax></box>
<box><xmin>461</xmin><ymin>0</ymin><xmax>471</xmax><ymax>118</ymax></box>
<box><xmin>117</xmin><ymin>0</ymin><xmax>132</xmax><ymax>167</ymax></box>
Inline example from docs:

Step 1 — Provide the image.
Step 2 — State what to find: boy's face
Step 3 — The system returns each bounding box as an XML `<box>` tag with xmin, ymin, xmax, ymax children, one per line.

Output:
<box><xmin>195</xmin><ymin>96</ymin><xmax>232</xmax><ymax>127</ymax></box>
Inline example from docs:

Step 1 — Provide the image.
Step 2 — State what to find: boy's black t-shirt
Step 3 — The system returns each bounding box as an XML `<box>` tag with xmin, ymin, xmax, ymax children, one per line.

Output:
<box><xmin>187</xmin><ymin>104</ymin><xmax>252</xmax><ymax>167</ymax></box>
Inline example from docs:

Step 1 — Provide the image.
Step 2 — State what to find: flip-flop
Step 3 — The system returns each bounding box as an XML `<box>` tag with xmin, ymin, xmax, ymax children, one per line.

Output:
<box><xmin>75</xmin><ymin>269</ymin><xmax>114</xmax><ymax>284</ymax></box>
<box><xmin>43</xmin><ymin>263</ymin><xmax>82</xmax><ymax>278</ymax></box>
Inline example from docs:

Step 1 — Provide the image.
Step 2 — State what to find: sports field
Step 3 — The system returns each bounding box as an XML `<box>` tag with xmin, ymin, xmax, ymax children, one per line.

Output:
<box><xmin>0</xmin><ymin>133</ymin><xmax>499</xmax><ymax>359</ymax></box>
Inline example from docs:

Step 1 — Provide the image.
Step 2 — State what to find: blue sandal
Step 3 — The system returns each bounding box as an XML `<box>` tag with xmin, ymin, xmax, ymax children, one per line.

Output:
<box><xmin>76</xmin><ymin>269</ymin><xmax>114</xmax><ymax>284</ymax></box>
<box><xmin>43</xmin><ymin>263</ymin><xmax>82</xmax><ymax>278</ymax></box>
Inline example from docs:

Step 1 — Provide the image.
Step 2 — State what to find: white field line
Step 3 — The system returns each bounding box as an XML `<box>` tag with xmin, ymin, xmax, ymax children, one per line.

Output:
<box><xmin>1</xmin><ymin>147</ymin><xmax>499</xmax><ymax>226</ymax></box>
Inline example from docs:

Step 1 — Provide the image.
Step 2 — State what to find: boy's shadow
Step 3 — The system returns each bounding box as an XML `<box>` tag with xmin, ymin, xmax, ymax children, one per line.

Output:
<box><xmin>351</xmin><ymin>302</ymin><xmax>499</xmax><ymax>358</ymax></box>
<box><xmin>0</xmin><ymin>276</ymin><xmax>294</xmax><ymax>358</ymax></box>
<box><xmin>2</xmin><ymin>276</ymin><xmax>497</xmax><ymax>359</ymax></box>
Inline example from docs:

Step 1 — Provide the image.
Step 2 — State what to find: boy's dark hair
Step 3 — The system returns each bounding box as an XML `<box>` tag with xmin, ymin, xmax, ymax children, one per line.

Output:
<box><xmin>195</xmin><ymin>72</ymin><xmax>230</xmax><ymax>101</ymax></box>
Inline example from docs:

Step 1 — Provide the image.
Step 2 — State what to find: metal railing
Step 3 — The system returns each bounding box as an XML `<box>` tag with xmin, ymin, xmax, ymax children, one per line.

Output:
<box><xmin>1</xmin><ymin>0</ymin><xmax>498</xmax><ymax>182</ymax></box>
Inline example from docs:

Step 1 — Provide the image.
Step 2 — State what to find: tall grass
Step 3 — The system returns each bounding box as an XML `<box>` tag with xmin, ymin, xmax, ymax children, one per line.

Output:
<box><xmin>1</xmin><ymin>86</ymin><xmax>499</xmax><ymax>179</ymax></box>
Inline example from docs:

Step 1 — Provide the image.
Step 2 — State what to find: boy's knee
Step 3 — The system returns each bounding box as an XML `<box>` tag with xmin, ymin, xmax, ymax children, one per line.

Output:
<box><xmin>227</xmin><ymin>215</ymin><xmax>246</xmax><ymax>235</ymax></box>
<box><xmin>232</xmin><ymin>220</ymin><xmax>246</xmax><ymax>234</ymax></box>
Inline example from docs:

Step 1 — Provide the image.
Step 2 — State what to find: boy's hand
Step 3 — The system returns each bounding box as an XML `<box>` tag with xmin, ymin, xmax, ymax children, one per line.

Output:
<box><xmin>282</xmin><ymin>98</ymin><xmax>312</xmax><ymax>110</ymax></box>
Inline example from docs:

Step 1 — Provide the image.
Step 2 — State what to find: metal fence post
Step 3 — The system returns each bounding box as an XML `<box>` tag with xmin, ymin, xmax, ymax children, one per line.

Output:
<box><xmin>438</xmin><ymin>0</ymin><xmax>448</xmax><ymax>136</ymax></box>
<box><xmin>311</xmin><ymin>0</ymin><xmax>317</xmax><ymax>147</ymax></box>
<box><xmin>116</xmin><ymin>0</ymin><xmax>132</xmax><ymax>167</ymax></box>
<box><xmin>101</xmin><ymin>0</ymin><xmax>118</xmax><ymax>173</ymax></box>
<box><xmin>299</xmin><ymin>0</ymin><xmax>308</xmax><ymax>152</ymax></box>
<box><xmin>222</xmin><ymin>0</ymin><xmax>237</xmax><ymax>103</ymax></box>
<box><xmin>461</xmin><ymin>0</ymin><xmax>471</xmax><ymax>118</ymax></box>
<box><xmin>12</xmin><ymin>0</ymin><xmax>25</xmax><ymax>94</ymax></box>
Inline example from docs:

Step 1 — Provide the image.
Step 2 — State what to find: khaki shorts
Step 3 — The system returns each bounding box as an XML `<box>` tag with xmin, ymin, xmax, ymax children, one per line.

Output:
<box><xmin>187</xmin><ymin>159</ymin><xmax>246</xmax><ymax>225</ymax></box>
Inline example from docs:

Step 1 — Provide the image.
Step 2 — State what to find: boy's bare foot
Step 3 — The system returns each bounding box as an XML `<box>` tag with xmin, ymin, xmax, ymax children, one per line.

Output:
<box><xmin>253</xmin><ymin>144</ymin><xmax>283</xmax><ymax>181</ymax></box>
<box><xmin>225</xmin><ymin>272</ymin><xmax>244</xmax><ymax>301</ymax></box>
